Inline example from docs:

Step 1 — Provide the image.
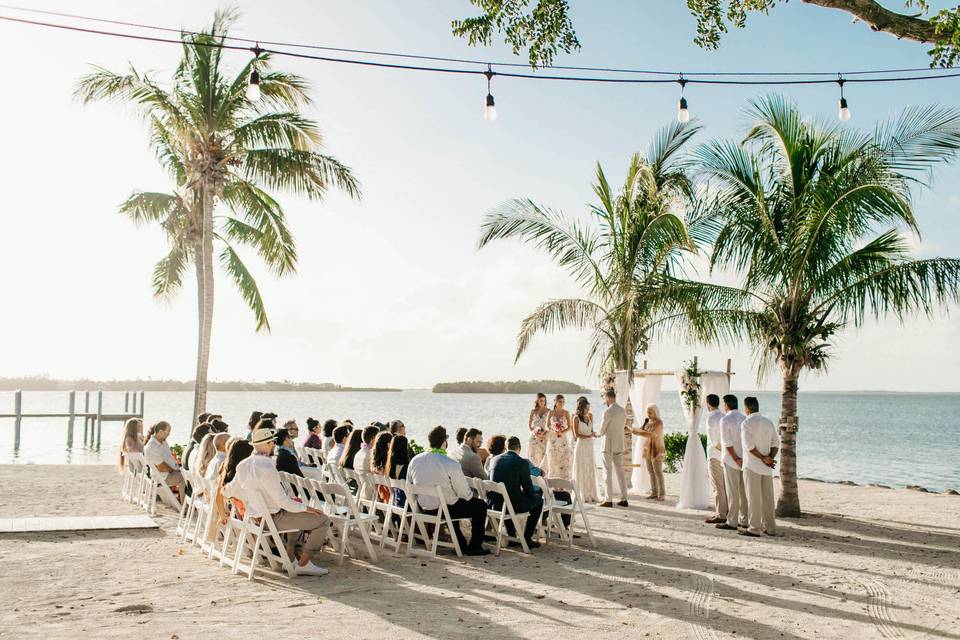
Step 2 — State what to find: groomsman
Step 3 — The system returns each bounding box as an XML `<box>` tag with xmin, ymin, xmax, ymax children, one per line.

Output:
<box><xmin>740</xmin><ymin>397</ymin><xmax>780</xmax><ymax>537</ymax></box>
<box><xmin>704</xmin><ymin>394</ymin><xmax>728</xmax><ymax>524</ymax></box>
<box><xmin>716</xmin><ymin>395</ymin><xmax>748</xmax><ymax>531</ymax></box>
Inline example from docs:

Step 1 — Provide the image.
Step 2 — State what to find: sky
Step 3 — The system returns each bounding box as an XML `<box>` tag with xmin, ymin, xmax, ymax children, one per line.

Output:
<box><xmin>1</xmin><ymin>1</ymin><xmax>958</xmax><ymax>391</ymax></box>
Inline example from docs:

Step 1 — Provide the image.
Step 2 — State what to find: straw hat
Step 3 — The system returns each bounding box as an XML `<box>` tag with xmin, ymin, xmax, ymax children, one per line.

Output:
<box><xmin>250</xmin><ymin>428</ymin><xmax>276</xmax><ymax>445</ymax></box>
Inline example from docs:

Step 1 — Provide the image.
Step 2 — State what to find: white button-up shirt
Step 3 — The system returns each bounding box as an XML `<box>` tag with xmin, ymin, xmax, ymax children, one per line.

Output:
<box><xmin>741</xmin><ymin>413</ymin><xmax>780</xmax><ymax>476</ymax></box>
<box><xmin>720</xmin><ymin>410</ymin><xmax>746</xmax><ymax>469</ymax></box>
<box><xmin>353</xmin><ymin>445</ymin><xmax>372</xmax><ymax>473</ymax></box>
<box><xmin>228</xmin><ymin>453</ymin><xmax>305</xmax><ymax>518</ymax></box>
<box><xmin>407</xmin><ymin>452</ymin><xmax>472</xmax><ymax>511</ymax></box>
<box><xmin>706</xmin><ymin>409</ymin><xmax>724</xmax><ymax>462</ymax></box>
<box><xmin>205</xmin><ymin>451</ymin><xmax>226</xmax><ymax>484</ymax></box>
<box><xmin>144</xmin><ymin>438</ymin><xmax>179</xmax><ymax>480</ymax></box>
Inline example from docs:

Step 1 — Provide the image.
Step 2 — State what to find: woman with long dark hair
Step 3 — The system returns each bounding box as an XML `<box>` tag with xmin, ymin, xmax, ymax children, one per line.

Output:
<box><xmin>385</xmin><ymin>435</ymin><xmax>410</xmax><ymax>507</ymax></box>
<box><xmin>214</xmin><ymin>439</ymin><xmax>253</xmax><ymax>527</ymax></box>
<box><xmin>572</xmin><ymin>396</ymin><xmax>599</xmax><ymax>501</ymax></box>
<box><xmin>339</xmin><ymin>429</ymin><xmax>363</xmax><ymax>468</ymax></box>
<box><xmin>527</xmin><ymin>393</ymin><xmax>549</xmax><ymax>469</ymax></box>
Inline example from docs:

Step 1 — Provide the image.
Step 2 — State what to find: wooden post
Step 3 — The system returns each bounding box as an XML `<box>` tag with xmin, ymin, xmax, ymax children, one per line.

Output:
<box><xmin>95</xmin><ymin>391</ymin><xmax>103</xmax><ymax>449</ymax></box>
<box><xmin>67</xmin><ymin>391</ymin><xmax>76</xmax><ymax>447</ymax></box>
<box><xmin>725</xmin><ymin>358</ymin><xmax>732</xmax><ymax>382</ymax></box>
<box><xmin>83</xmin><ymin>391</ymin><xmax>90</xmax><ymax>445</ymax></box>
<box><xmin>13</xmin><ymin>390</ymin><xmax>22</xmax><ymax>451</ymax></box>
<box><xmin>131</xmin><ymin>392</ymin><xmax>137</xmax><ymax>415</ymax></box>
<box><xmin>124</xmin><ymin>392</ymin><xmax>130</xmax><ymax>413</ymax></box>
<box><xmin>643</xmin><ymin>359</ymin><xmax>648</xmax><ymax>370</ymax></box>
<box><xmin>693</xmin><ymin>355</ymin><xmax>698</xmax><ymax>369</ymax></box>
<box><xmin>139</xmin><ymin>391</ymin><xmax>145</xmax><ymax>418</ymax></box>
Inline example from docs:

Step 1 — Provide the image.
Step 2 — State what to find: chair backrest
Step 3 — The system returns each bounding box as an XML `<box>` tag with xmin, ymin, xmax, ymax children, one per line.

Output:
<box><xmin>532</xmin><ymin>475</ymin><xmax>555</xmax><ymax>508</ymax></box>
<box><xmin>547</xmin><ymin>477</ymin><xmax>575</xmax><ymax>496</ymax></box>
<box><xmin>123</xmin><ymin>452</ymin><xmax>145</xmax><ymax>473</ymax></box>
<box><xmin>481</xmin><ymin>480</ymin><xmax>517</xmax><ymax>516</ymax></box>
<box><xmin>404</xmin><ymin>483</ymin><xmax>446</xmax><ymax>514</ymax></box>
<box><xmin>304</xmin><ymin>446</ymin><xmax>325</xmax><ymax>466</ymax></box>
<box><xmin>320</xmin><ymin>482</ymin><xmax>363</xmax><ymax>519</ymax></box>
<box><xmin>278</xmin><ymin>471</ymin><xmax>299</xmax><ymax>496</ymax></box>
<box><xmin>466</xmin><ymin>476</ymin><xmax>486</xmax><ymax>499</ymax></box>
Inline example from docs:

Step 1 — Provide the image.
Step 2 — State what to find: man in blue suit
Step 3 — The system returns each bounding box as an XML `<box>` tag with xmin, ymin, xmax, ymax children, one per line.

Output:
<box><xmin>489</xmin><ymin>436</ymin><xmax>543</xmax><ymax>549</ymax></box>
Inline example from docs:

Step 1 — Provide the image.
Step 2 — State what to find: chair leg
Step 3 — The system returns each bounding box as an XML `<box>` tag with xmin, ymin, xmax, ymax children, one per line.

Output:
<box><xmin>338</xmin><ymin>524</ymin><xmax>348</xmax><ymax>566</ymax></box>
<box><xmin>359</xmin><ymin>524</ymin><xmax>379</xmax><ymax>562</ymax></box>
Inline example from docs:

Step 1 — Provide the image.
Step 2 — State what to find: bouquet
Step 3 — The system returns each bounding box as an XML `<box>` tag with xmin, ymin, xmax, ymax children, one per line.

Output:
<box><xmin>551</xmin><ymin>418</ymin><xmax>566</xmax><ymax>436</ymax></box>
<box><xmin>680</xmin><ymin>359</ymin><xmax>702</xmax><ymax>411</ymax></box>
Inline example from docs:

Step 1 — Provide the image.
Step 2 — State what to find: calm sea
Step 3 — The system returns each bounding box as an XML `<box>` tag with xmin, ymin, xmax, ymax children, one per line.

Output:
<box><xmin>2</xmin><ymin>390</ymin><xmax>958</xmax><ymax>492</ymax></box>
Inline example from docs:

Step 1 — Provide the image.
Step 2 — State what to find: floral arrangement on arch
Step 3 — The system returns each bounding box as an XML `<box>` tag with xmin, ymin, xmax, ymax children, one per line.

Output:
<box><xmin>679</xmin><ymin>359</ymin><xmax>701</xmax><ymax>411</ymax></box>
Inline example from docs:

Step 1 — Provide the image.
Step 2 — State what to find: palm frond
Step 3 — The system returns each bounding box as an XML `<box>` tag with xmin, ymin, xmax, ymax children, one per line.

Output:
<box><xmin>515</xmin><ymin>298</ymin><xmax>606</xmax><ymax>363</ymax></box>
<box><xmin>218</xmin><ymin>244</ymin><xmax>271</xmax><ymax>332</ymax></box>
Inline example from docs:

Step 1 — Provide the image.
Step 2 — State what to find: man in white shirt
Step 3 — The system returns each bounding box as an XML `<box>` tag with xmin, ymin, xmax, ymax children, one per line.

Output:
<box><xmin>352</xmin><ymin>426</ymin><xmax>379</xmax><ymax>473</ymax></box>
<box><xmin>229</xmin><ymin>427</ymin><xmax>331</xmax><ymax>576</ymax></box>
<box><xmin>330</xmin><ymin>425</ymin><xmax>350</xmax><ymax>465</ymax></box>
<box><xmin>717</xmin><ymin>394</ymin><xmax>749</xmax><ymax>531</ymax></box>
<box><xmin>704</xmin><ymin>394</ymin><xmax>728</xmax><ymax>525</ymax></box>
<box><xmin>143</xmin><ymin>421</ymin><xmax>183</xmax><ymax>491</ymax></box>
<box><xmin>449</xmin><ymin>428</ymin><xmax>488</xmax><ymax>480</ymax></box>
<box><xmin>740</xmin><ymin>397</ymin><xmax>780</xmax><ymax>537</ymax></box>
<box><xmin>408</xmin><ymin>426</ymin><xmax>490</xmax><ymax>556</ymax></box>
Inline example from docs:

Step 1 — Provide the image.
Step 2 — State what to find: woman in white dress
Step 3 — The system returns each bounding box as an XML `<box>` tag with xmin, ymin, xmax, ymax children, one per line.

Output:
<box><xmin>527</xmin><ymin>393</ymin><xmax>549</xmax><ymax>469</ymax></box>
<box><xmin>571</xmin><ymin>396</ymin><xmax>599</xmax><ymax>502</ymax></box>
<box><xmin>545</xmin><ymin>394</ymin><xmax>574</xmax><ymax>480</ymax></box>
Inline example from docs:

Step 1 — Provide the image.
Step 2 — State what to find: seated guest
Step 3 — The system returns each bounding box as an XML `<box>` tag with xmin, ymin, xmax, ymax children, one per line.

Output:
<box><xmin>371</xmin><ymin>431</ymin><xmax>394</xmax><ymax>502</ymax></box>
<box><xmin>245</xmin><ymin>411</ymin><xmax>264</xmax><ymax>441</ymax></box>
<box><xmin>489</xmin><ymin>437</ymin><xmax>543</xmax><ymax>549</ymax></box>
<box><xmin>184</xmin><ymin>422</ymin><xmax>213</xmax><ymax>472</ymax></box>
<box><xmin>201</xmin><ymin>432</ymin><xmax>230</xmax><ymax>482</ymax></box>
<box><xmin>210</xmin><ymin>417</ymin><xmax>229</xmax><ymax>434</ymax></box>
<box><xmin>274</xmin><ymin>426</ymin><xmax>305</xmax><ymax>478</ymax></box>
<box><xmin>330</xmin><ymin>425</ymin><xmax>350</xmax><ymax>464</ymax></box>
<box><xmin>386</xmin><ymin>435</ymin><xmax>410</xmax><ymax>507</ymax></box>
<box><xmin>455</xmin><ymin>427</ymin><xmax>468</xmax><ymax>446</ymax></box>
<box><xmin>408</xmin><ymin>426</ymin><xmax>490</xmax><ymax>556</ymax></box>
<box><xmin>303</xmin><ymin>418</ymin><xmax>323</xmax><ymax>450</ymax></box>
<box><xmin>341</xmin><ymin>419</ymin><xmax>354</xmax><ymax>431</ymax></box>
<box><xmin>118</xmin><ymin>417</ymin><xmax>144</xmax><ymax>472</ymax></box>
<box><xmin>352</xmin><ymin>425</ymin><xmax>380</xmax><ymax>472</ymax></box>
<box><xmin>228</xmin><ymin>427</ymin><xmax>331</xmax><ymax>576</ymax></box>
<box><xmin>339</xmin><ymin>429</ymin><xmax>364</xmax><ymax>469</ymax></box>
<box><xmin>320</xmin><ymin>419</ymin><xmax>338</xmax><ymax>453</ymax></box>
<box><xmin>484</xmin><ymin>434</ymin><xmax>507</xmax><ymax>474</ymax></box>
<box><xmin>197</xmin><ymin>412</ymin><xmax>212</xmax><ymax>427</ymax></box>
<box><xmin>283</xmin><ymin>419</ymin><xmax>300</xmax><ymax>442</ymax></box>
<box><xmin>213</xmin><ymin>438</ymin><xmax>253</xmax><ymax>537</ymax></box>
<box><xmin>389</xmin><ymin>420</ymin><xmax>406</xmax><ymax>436</ymax></box>
<box><xmin>192</xmin><ymin>433</ymin><xmax>218</xmax><ymax>495</ymax></box>
<box><xmin>450</xmin><ymin>428</ymin><xmax>488</xmax><ymax>479</ymax></box>
<box><xmin>143</xmin><ymin>421</ymin><xmax>183</xmax><ymax>492</ymax></box>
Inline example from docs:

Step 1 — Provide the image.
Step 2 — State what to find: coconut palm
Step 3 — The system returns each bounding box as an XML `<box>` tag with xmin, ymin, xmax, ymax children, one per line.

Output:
<box><xmin>75</xmin><ymin>9</ymin><xmax>360</xmax><ymax>419</ymax></box>
<box><xmin>694</xmin><ymin>95</ymin><xmax>960</xmax><ymax>516</ymax></box>
<box><xmin>478</xmin><ymin>121</ymin><xmax>713</xmax><ymax>379</ymax></box>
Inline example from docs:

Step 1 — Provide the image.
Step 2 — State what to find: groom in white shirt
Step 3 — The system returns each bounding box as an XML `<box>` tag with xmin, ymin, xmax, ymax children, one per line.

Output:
<box><xmin>704</xmin><ymin>394</ymin><xmax>728</xmax><ymax>524</ymax></box>
<box><xmin>716</xmin><ymin>394</ymin><xmax>748</xmax><ymax>531</ymax></box>
<box><xmin>740</xmin><ymin>396</ymin><xmax>780</xmax><ymax>537</ymax></box>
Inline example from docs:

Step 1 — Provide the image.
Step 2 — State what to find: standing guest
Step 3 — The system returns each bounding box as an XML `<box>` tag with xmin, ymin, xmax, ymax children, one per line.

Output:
<box><xmin>389</xmin><ymin>420</ymin><xmax>406</xmax><ymax>436</ymax></box>
<box><xmin>717</xmin><ymin>395</ymin><xmax>749</xmax><ymax>531</ymax></box>
<box><xmin>484</xmin><ymin>434</ymin><xmax>508</xmax><ymax>474</ymax></box>
<box><xmin>118</xmin><ymin>417</ymin><xmax>144</xmax><ymax>472</ymax></box>
<box><xmin>408</xmin><ymin>426</ymin><xmax>490</xmax><ymax>556</ymax></box>
<box><xmin>210</xmin><ymin>418</ymin><xmax>229</xmax><ymax>434</ymax></box>
<box><xmin>320</xmin><ymin>419</ymin><xmax>338</xmax><ymax>453</ymax></box>
<box><xmin>283</xmin><ymin>420</ymin><xmax>300</xmax><ymax>442</ymax></box>
<box><xmin>704</xmin><ymin>394</ymin><xmax>728</xmax><ymax>524</ymax></box>
<box><xmin>228</xmin><ymin>428</ymin><xmax>331</xmax><ymax>576</ymax></box>
<box><xmin>201</xmin><ymin>433</ymin><xmax>230</xmax><ymax>481</ymax></box>
<box><xmin>571</xmin><ymin>396</ymin><xmax>600</xmax><ymax>503</ymax></box>
<box><xmin>489</xmin><ymin>436</ymin><xmax>543</xmax><ymax>549</ymax></box>
<box><xmin>598</xmin><ymin>389</ymin><xmax>628</xmax><ymax>508</ymax></box>
<box><xmin>184</xmin><ymin>423</ymin><xmax>213</xmax><ymax>472</ymax></box>
<box><xmin>546</xmin><ymin>395</ymin><xmax>574</xmax><ymax>480</ymax></box>
<box><xmin>527</xmin><ymin>393</ymin><xmax>549</xmax><ymax>470</ymax></box>
<box><xmin>273</xmin><ymin>427</ymin><xmax>304</xmax><ymax>478</ymax></box>
<box><xmin>740</xmin><ymin>397</ymin><xmax>779</xmax><ymax>537</ymax></box>
<box><xmin>450</xmin><ymin>428</ymin><xmax>488</xmax><ymax>479</ymax></box>
<box><xmin>352</xmin><ymin>426</ymin><xmax>380</xmax><ymax>471</ymax></box>
<box><xmin>303</xmin><ymin>418</ymin><xmax>323</xmax><ymax>450</ymax></box>
<box><xmin>339</xmin><ymin>429</ymin><xmax>364</xmax><ymax>469</ymax></box>
<box><xmin>386</xmin><ymin>434</ymin><xmax>410</xmax><ymax>507</ymax></box>
<box><xmin>143</xmin><ymin>421</ymin><xmax>183</xmax><ymax>492</ymax></box>
<box><xmin>455</xmin><ymin>427</ymin><xmax>468</xmax><ymax>446</ymax></box>
<box><xmin>330</xmin><ymin>425</ymin><xmax>351</xmax><ymax>464</ymax></box>
<box><xmin>245</xmin><ymin>411</ymin><xmax>264</xmax><ymax>441</ymax></box>
<box><xmin>631</xmin><ymin>404</ymin><xmax>666</xmax><ymax>501</ymax></box>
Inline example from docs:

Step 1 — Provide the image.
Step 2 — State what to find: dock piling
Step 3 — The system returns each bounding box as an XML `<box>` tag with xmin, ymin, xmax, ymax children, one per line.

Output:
<box><xmin>67</xmin><ymin>391</ymin><xmax>76</xmax><ymax>447</ymax></box>
<box><xmin>13</xmin><ymin>390</ymin><xmax>22</xmax><ymax>451</ymax></box>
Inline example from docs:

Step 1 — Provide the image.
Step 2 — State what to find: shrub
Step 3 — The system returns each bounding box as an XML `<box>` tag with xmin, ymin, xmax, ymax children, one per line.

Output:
<box><xmin>663</xmin><ymin>432</ymin><xmax>708</xmax><ymax>473</ymax></box>
<box><xmin>408</xmin><ymin>439</ymin><xmax>425</xmax><ymax>456</ymax></box>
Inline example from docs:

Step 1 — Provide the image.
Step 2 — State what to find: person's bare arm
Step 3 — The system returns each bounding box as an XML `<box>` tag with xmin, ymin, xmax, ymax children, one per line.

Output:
<box><xmin>157</xmin><ymin>462</ymin><xmax>175</xmax><ymax>472</ymax></box>
<box><xmin>725</xmin><ymin>446</ymin><xmax>742</xmax><ymax>467</ymax></box>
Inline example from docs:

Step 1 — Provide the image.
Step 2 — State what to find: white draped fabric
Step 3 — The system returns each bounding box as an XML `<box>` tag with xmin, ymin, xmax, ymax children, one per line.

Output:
<box><xmin>674</xmin><ymin>371</ymin><xmax>730</xmax><ymax>510</ymax></box>
<box><xmin>630</xmin><ymin>375</ymin><xmax>661</xmax><ymax>492</ymax></box>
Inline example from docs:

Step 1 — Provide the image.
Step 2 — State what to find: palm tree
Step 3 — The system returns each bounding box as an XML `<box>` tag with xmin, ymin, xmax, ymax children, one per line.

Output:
<box><xmin>694</xmin><ymin>95</ymin><xmax>960</xmax><ymax>516</ymax></box>
<box><xmin>478</xmin><ymin>122</ymin><xmax>711</xmax><ymax>379</ymax></box>
<box><xmin>75</xmin><ymin>9</ymin><xmax>360</xmax><ymax>420</ymax></box>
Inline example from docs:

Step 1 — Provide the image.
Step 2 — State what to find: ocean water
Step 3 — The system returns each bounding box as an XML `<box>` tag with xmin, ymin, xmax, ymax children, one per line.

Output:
<box><xmin>2</xmin><ymin>389</ymin><xmax>958</xmax><ymax>492</ymax></box>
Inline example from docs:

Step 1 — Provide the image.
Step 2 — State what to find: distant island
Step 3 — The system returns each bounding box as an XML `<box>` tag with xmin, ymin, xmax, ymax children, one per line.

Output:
<box><xmin>432</xmin><ymin>380</ymin><xmax>592</xmax><ymax>394</ymax></box>
<box><xmin>0</xmin><ymin>376</ymin><xmax>401</xmax><ymax>392</ymax></box>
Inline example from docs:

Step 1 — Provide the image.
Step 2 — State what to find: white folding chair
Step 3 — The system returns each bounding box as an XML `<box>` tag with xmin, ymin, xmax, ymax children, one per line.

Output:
<box><xmin>145</xmin><ymin>462</ymin><xmax>182</xmax><ymax>514</ymax></box>
<box><xmin>176</xmin><ymin>469</ymin><xmax>203</xmax><ymax>543</ymax></box>
<box><xmin>378</xmin><ymin>477</ymin><xmax>413</xmax><ymax>553</ymax></box>
<box><xmin>304</xmin><ymin>446</ymin><xmax>326</xmax><ymax>467</ymax></box>
<box><xmin>319</xmin><ymin>482</ymin><xmax>379</xmax><ymax>565</ymax></box>
<box><xmin>547</xmin><ymin>478</ymin><xmax>596</xmax><ymax>547</ymax></box>
<box><xmin>405</xmin><ymin>483</ymin><xmax>471</xmax><ymax>558</ymax></box>
<box><xmin>482</xmin><ymin>480</ymin><xmax>530</xmax><ymax>555</ymax></box>
<box><xmin>533</xmin><ymin>475</ymin><xmax>567</xmax><ymax>544</ymax></box>
<box><xmin>121</xmin><ymin>453</ymin><xmax>146</xmax><ymax>505</ymax></box>
<box><xmin>466</xmin><ymin>476</ymin><xmax>487</xmax><ymax>500</ymax></box>
<box><xmin>232</xmin><ymin>490</ymin><xmax>298</xmax><ymax>581</ymax></box>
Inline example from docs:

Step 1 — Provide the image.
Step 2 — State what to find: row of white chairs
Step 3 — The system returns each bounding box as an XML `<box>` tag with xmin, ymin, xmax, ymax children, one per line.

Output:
<box><xmin>121</xmin><ymin>452</ymin><xmax>181</xmax><ymax>515</ymax></box>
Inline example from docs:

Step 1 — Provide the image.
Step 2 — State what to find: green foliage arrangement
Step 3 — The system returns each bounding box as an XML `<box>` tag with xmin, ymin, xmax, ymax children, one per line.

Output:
<box><xmin>663</xmin><ymin>432</ymin><xmax>707</xmax><ymax>473</ymax></box>
<box><xmin>408</xmin><ymin>439</ymin><xmax>426</xmax><ymax>456</ymax></box>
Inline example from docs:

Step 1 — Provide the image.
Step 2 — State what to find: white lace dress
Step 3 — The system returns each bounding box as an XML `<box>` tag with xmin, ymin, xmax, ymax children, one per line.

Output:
<box><xmin>572</xmin><ymin>416</ymin><xmax>600</xmax><ymax>502</ymax></box>
<box><xmin>528</xmin><ymin>412</ymin><xmax>548</xmax><ymax>469</ymax></box>
<box><xmin>545</xmin><ymin>413</ymin><xmax>573</xmax><ymax>480</ymax></box>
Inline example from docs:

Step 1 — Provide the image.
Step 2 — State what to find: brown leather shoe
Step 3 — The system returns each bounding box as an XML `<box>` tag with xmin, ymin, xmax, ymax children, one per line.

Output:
<box><xmin>738</xmin><ymin>530</ymin><xmax>761</xmax><ymax>537</ymax></box>
<box><xmin>599</xmin><ymin>501</ymin><xmax>614</xmax><ymax>508</ymax></box>
<box><xmin>616</xmin><ymin>500</ymin><xmax>629</xmax><ymax>507</ymax></box>
<box><xmin>715</xmin><ymin>523</ymin><xmax>738</xmax><ymax>530</ymax></box>
<box><xmin>704</xmin><ymin>516</ymin><xmax>725</xmax><ymax>524</ymax></box>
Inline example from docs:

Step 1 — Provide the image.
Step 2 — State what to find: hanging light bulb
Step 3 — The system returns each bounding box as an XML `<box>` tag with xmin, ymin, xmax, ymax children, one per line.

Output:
<box><xmin>677</xmin><ymin>76</ymin><xmax>690</xmax><ymax>123</ymax></box>
<box><xmin>837</xmin><ymin>77</ymin><xmax>850</xmax><ymax>122</ymax></box>
<box><xmin>246</xmin><ymin>44</ymin><xmax>263</xmax><ymax>102</ymax></box>
<box><xmin>483</xmin><ymin>65</ymin><xmax>497</xmax><ymax>122</ymax></box>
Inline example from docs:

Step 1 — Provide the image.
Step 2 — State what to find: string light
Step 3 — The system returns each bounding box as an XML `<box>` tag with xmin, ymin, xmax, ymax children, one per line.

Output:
<box><xmin>484</xmin><ymin>65</ymin><xmax>497</xmax><ymax>122</ymax></box>
<box><xmin>677</xmin><ymin>76</ymin><xmax>690</xmax><ymax>123</ymax></box>
<box><xmin>837</xmin><ymin>75</ymin><xmax>851</xmax><ymax>122</ymax></box>
<box><xmin>246</xmin><ymin>44</ymin><xmax>262</xmax><ymax>101</ymax></box>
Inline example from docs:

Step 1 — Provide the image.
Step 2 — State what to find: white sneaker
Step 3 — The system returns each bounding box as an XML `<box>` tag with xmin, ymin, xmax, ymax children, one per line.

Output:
<box><xmin>295</xmin><ymin>561</ymin><xmax>329</xmax><ymax>577</ymax></box>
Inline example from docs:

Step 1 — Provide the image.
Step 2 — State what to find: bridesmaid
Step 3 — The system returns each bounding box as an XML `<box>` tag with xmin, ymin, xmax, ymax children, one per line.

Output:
<box><xmin>572</xmin><ymin>396</ymin><xmax>600</xmax><ymax>502</ymax></box>
<box><xmin>527</xmin><ymin>393</ymin><xmax>549</xmax><ymax>469</ymax></box>
<box><xmin>545</xmin><ymin>394</ymin><xmax>574</xmax><ymax>480</ymax></box>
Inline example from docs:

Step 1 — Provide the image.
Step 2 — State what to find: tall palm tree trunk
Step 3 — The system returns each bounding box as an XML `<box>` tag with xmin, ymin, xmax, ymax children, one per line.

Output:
<box><xmin>191</xmin><ymin>242</ymin><xmax>206</xmax><ymax>423</ymax></box>
<box><xmin>192</xmin><ymin>188</ymin><xmax>216</xmax><ymax>422</ymax></box>
<box><xmin>776</xmin><ymin>362</ymin><xmax>802</xmax><ymax>517</ymax></box>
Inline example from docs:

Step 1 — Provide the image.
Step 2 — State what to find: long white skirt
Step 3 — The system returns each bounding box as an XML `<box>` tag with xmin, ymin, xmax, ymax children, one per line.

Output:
<box><xmin>572</xmin><ymin>437</ymin><xmax>600</xmax><ymax>502</ymax></box>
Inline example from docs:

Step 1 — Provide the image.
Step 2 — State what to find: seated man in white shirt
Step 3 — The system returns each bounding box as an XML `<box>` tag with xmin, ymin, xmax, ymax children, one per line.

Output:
<box><xmin>329</xmin><ymin>425</ymin><xmax>350</xmax><ymax>467</ymax></box>
<box><xmin>716</xmin><ymin>395</ymin><xmax>749</xmax><ymax>531</ymax></box>
<box><xmin>143</xmin><ymin>421</ymin><xmax>183</xmax><ymax>491</ymax></box>
<box><xmin>449</xmin><ymin>428</ymin><xmax>488</xmax><ymax>480</ymax></box>
<box><xmin>352</xmin><ymin>426</ymin><xmax>379</xmax><ymax>472</ymax></box>
<box><xmin>704</xmin><ymin>394</ymin><xmax>728</xmax><ymax>524</ymax></box>
<box><xmin>739</xmin><ymin>396</ymin><xmax>780</xmax><ymax>537</ymax></box>
<box><xmin>408</xmin><ymin>426</ymin><xmax>490</xmax><ymax>556</ymax></box>
<box><xmin>229</xmin><ymin>427</ymin><xmax>332</xmax><ymax>576</ymax></box>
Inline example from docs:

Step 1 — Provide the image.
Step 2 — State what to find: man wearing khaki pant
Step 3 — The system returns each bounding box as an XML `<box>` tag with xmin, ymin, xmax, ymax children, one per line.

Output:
<box><xmin>740</xmin><ymin>396</ymin><xmax>780</xmax><ymax>537</ymax></box>
<box><xmin>704</xmin><ymin>394</ymin><xmax>727</xmax><ymax>524</ymax></box>
<box><xmin>598</xmin><ymin>389</ymin><xmax>628</xmax><ymax>507</ymax></box>
<box><xmin>716</xmin><ymin>395</ymin><xmax>748</xmax><ymax>531</ymax></box>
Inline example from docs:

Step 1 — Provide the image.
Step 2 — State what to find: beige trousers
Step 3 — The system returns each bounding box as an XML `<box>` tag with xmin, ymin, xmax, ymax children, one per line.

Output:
<box><xmin>709</xmin><ymin>459</ymin><xmax>728</xmax><ymax>519</ymax></box>
<box><xmin>723</xmin><ymin>465</ymin><xmax>748</xmax><ymax>528</ymax></box>
<box><xmin>646</xmin><ymin>456</ymin><xmax>665</xmax><ymax>498</ymax></box>
<box><xmin>273</xmin><ymin>509</ymin><xmax>331</xmax><ymax>557</ymax></box>
<box><xmin>602</xmin><ymin>451</ymin><xmax>627</xmax><ymax>502</ymax></box>
<box><xmin>744</xmin><ymin>469</ymin><xmax>777</xmax><ymax>535</ymax></box>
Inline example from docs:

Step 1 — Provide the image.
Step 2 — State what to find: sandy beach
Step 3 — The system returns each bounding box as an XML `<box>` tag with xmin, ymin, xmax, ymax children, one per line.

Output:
<box><xmin>0</xmin><ymin>465</ymin><xmax>957</xmax><ymax>639</ymax></box>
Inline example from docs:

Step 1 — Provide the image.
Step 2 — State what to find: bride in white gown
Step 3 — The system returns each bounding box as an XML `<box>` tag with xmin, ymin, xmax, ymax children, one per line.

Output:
<box><xmin>571</xmin><ymin>396</ymin><xmax>600</xmax><ymax>502</ymax></box>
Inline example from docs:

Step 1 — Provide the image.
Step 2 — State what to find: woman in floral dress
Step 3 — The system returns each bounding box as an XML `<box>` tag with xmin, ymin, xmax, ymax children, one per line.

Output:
<box><xmin>527</xmin><ymin>393</ymin><xmax>549</xmax><ymax>469</ymax></box>
<box><xmin>545</xmin><ymin>394</ymin><xmax>574</xmax><ymax>480</ymax></box>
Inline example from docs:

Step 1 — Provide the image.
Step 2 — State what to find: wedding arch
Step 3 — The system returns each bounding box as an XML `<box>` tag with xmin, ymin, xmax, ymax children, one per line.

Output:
<box><xmin>614</xmin><ymin>358</ymin><xmax>733</xmax><ymax>510</ymax></box>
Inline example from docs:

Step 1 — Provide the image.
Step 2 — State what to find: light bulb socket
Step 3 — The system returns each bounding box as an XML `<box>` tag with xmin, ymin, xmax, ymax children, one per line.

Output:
<box><xmin>249</xmin><ymin>69</ymin><xmax>261</xmax><ymax>86</ymax></box>
<box><xmin>839</xmin><ymin>97</ymin><xmax>848</xmax><ymax>109</ymax></box>
<box><xmin>679</xmin><ymin>97</ymin><xmax>688</xmax><ymax>110</ymax></box>
<box><xmin>486</xmin><ymin>93</ymin><xmax>495</xmax><ymax>107</ymax></box>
